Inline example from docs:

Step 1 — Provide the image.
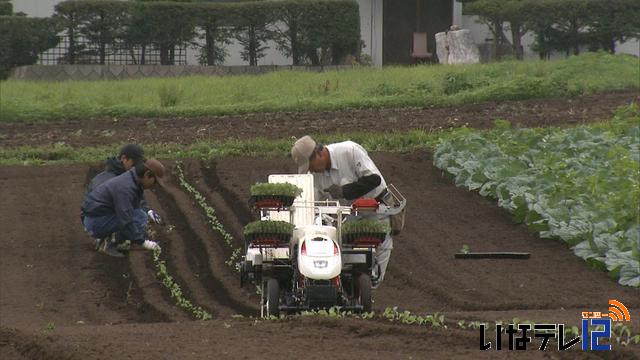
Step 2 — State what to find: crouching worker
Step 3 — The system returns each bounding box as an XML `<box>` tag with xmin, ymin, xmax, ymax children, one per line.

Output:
<box><xmin>84</xmin><ymin>144</ymin><xmax>163</xmax><ymax>228</ymax></box>
<box><xmin>82</xmin><ymin>159</ymin><xmax>165</xmax><ymax>257</ymax></box>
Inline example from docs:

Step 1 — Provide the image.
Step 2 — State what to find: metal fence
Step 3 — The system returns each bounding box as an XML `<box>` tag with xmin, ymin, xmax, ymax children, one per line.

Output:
<box><xmin>38</xmin><ymin>34</ymin><xmax>187</xmax><ymax>65</ymax></box>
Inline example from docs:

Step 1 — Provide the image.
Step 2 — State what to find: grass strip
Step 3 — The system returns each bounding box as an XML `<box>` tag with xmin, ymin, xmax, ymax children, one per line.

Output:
<box><xmin>0</xmin><ymin>128</ymin><xmax>452</xmax><ymax>165</ymax></box>
<box><xmin>1</xmin><ymin>53</ymin><xmax>637</xmax><ymax>123</ymax></box>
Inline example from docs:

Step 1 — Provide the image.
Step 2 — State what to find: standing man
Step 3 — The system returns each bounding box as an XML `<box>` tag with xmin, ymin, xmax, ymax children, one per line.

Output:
<box><xmin>82</xmin><ymin>159</ymin><xmax>165</xmax><ymax>257</ymax></box>
<box><xmin>291</xmin><ymin>135</ymin><xmax>392</xmax><ymax>288</ymax></box>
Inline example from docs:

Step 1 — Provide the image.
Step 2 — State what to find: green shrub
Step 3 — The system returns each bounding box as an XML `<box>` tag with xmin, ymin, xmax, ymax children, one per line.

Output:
<box><xmin>464</xmin><ymin>0</ymin><xmax>640</xmax><ymax>59</ymax></box>
<box><xmin>442</xmin><ymin>72</ymin><xmax>473</xmax><ymax>95</ymax></box>
<box><xmin>250</xmin><ymin>183</ymin><xmax>303</xmax><ymax>198</ymax></box>
<box><xmin>54</xmin><ymin>0</ymin><xmax>129</xmax><ymax>65</ymax></box>
<box><xmin>0</xmin><ymin>16</ymin><xmax>60</xmax><ymax>79</ymax></box>
<box><xmin>158</xmin><ymin>83</ymin><xmax>184</xmax><ymax>107</ymax></box>
<box><xmin>0</xmin><ymin>1</ymin><xmax>12</xmax><ymax>16</ymax></box>
<box><xmin>368</xmin><ymin>83</ymin><xmax>404</xmax><ymax>96</ymax></box>
<box><xmin>51</xmin><ymin>0</ymin><xmax>361</xmax><ymax>66</ymax></box>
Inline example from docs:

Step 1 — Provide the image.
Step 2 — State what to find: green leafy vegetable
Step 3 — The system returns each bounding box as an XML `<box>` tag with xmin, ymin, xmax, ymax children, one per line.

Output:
<box><xmin>434</xmin><ymin>104</ymin><xmax>640</xmax><ymax>287</ymax></box>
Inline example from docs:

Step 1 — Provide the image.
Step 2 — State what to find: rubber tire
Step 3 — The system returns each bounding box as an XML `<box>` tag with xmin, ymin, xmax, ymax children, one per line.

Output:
<box><xmin>266</xmin><ymin>278</ymin><xmax>280</xmax><ymax>317</ymax></box>
<box><xmin>356</xmin><ymin>274</ymin><xmax>372</xmax><ymax>313</ymax></box>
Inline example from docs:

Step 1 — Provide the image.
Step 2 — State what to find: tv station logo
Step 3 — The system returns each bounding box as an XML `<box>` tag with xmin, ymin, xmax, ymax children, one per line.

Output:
<box><xmin>479</xmin><ymin>299</ymin><xmax>631</xmax><ymax>351</ymax></box>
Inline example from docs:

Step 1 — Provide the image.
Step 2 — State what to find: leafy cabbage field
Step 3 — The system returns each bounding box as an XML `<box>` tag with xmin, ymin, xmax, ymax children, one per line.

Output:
<box><xmin>434</xmin><ymin>105</ymin><xmax>640</xmax><ymax>287</ymax></box>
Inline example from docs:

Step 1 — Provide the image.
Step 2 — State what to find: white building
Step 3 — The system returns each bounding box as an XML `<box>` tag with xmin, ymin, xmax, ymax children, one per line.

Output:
<box><xmin>12</xmin><ymin>0</ymin><xmax>639</xmax><ymax>67</ymax></box>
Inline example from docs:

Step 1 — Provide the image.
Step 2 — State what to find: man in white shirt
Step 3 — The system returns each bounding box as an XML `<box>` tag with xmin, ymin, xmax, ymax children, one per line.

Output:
<box><xmin>291</xmin><ymin>135</ymin><xmax>393</xmax><ymax>287</ymax></box>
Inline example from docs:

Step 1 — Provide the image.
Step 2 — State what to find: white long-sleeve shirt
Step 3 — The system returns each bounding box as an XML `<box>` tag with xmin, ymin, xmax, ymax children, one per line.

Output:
<box><xmin>313</xmin><ymin>141</ymin><xmax>387</xmax><ymax>200</ymax></box>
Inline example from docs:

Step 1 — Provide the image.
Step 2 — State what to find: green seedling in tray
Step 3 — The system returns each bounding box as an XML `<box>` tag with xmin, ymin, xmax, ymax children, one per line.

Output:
<box><xmin>250</xmin><ymin>183</ymin><xmax>303</xmax><ymax>198</ymax></box>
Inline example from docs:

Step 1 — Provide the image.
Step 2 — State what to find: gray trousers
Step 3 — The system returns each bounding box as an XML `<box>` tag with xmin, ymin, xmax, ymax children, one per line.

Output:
<box><xmin>374</xmin><ymin>233</ymin><xmax>393</xmax><ymax>285</ymax></box>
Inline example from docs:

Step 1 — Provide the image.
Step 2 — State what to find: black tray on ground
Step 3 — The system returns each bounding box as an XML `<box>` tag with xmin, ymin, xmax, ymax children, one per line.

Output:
<box><xmin>454</xmin><ymin>252</ymin><xmax>530</xmax><ymax>259</ymax></box>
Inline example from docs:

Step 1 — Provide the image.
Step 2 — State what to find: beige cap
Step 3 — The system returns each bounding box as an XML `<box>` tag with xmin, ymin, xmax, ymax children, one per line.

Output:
<box><xmin>291</xmin><ymin>135</ymin><xmax>316</xmax><ymax>174</ymax></box>
<box><xmin>144</xmin><ymin>158</ymin><xmax>165</xmax><ymax>179</ymax></box>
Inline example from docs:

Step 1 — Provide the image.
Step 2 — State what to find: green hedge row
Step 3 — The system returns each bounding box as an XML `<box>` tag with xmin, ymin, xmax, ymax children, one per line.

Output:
<box><xmin>52</xmin><ymin>0</ymin><xmax>360</xmax><ymax>66</ymax></box>
<box><xmin>0</xmin><ymin>16</ymin><xmax>60</xmax><ymax>79</ymax></box>
<box><xmin>462</xmin><ymin>0</ymin><xmax>640</xmax><ymax>60</ymax></box>
<box><xmin>0</xmin><ymin>0</ymin><xmax>12</xmax><ymax>16</ymax></box>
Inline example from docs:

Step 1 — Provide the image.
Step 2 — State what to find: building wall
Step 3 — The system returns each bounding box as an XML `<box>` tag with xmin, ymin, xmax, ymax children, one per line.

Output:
<box><xmin>11</xmin><ymin>0</ymin><xmax>58</xmax><ymax>17</ymax></box>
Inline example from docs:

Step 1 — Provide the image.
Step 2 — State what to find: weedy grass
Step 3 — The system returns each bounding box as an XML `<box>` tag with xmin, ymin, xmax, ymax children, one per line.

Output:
<box><xmin>0</xmin><ymin>128</ymin><xmax>454</xmax><ymax>165</ymax></box>
<box><xmin>1</xmin><ymin>53</ymin><xmax>637</xmax><ymax>123</ymax></box>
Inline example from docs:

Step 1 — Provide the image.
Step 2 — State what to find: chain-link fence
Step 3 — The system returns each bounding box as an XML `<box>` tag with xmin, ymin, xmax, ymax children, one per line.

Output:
<box><xmin>38</xmin><ymin>34</ymin><xmax>187</xmax><ymax>65</ymax></box>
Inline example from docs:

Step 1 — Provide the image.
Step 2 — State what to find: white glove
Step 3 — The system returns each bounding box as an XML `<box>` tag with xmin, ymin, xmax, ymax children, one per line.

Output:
<box><xmin>142</xmin><ymin>240</ymin><xmax>159</xmax><ymax>251</ymax></box>
<box><xmin>147</xmin><ymin>209</ymin><xmax>162</xmax><ymax>224</ymax></box>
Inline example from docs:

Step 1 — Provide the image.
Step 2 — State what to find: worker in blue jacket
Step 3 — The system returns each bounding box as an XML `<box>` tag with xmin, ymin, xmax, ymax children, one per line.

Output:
<box><xmin>84</xmin><ymin>144</ymin><xmax>162</xmax><ymax>229</ymax></box>
<box><xmin>82</xmin><ymin>159</ymin><xmax>165</xmax><ymax>257</ymax></box>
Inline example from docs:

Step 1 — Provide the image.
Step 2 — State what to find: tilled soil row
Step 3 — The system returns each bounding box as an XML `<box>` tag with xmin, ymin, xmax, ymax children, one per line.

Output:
<box><xmin>2</xmin><ymin>153</ymin><xmax>639</xmax><ymax>359</ymax></box>
<box><xmin>211</xmin><ymin>153</ymin><xmax>640</xmax><ymax>314</ymax></box>
<box><xmin>151</xmin><ymin>169</ymin><xmax>256</xmax><ymax>316</ymax></box>
<box><xmin>1</xmin><ymin>91</ymin><xmax>637</xmax><ymax>148</ymax></box>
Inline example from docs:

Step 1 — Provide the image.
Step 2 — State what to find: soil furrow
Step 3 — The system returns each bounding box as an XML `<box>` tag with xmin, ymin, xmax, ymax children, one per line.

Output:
<box><xmin>154</xmin><ymin>168</ymin><xmax>256</xmax><ymax>316</ymax></box>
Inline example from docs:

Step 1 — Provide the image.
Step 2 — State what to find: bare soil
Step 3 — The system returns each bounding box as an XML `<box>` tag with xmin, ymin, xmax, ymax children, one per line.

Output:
<box><xmin>1</xmin><ymin>93</ymin><xmax>639</xmax><ymax>358</ymax></box>
<box><xmin>0</xmin><ymin>91</ymin><xmax>638</xmax><ymax>148</ymax></box>
<box><xmin>1</xmin><ymin>154</ymin><xmax>638</xmax><ymax>359</ymax></box>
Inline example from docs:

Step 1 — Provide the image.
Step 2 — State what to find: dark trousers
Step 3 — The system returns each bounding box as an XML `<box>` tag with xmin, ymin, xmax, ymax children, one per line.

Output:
<box><xmin>83</xmin><ymin>209</ymin><xmax>148</xmax><ymax>245</ymax></box>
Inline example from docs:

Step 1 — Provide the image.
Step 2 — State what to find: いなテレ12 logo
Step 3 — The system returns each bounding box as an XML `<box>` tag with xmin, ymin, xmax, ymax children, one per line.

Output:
<box><xmin>581</xmin><ymin>299</ymin><xmax>631</xmax><ymax>351</ymax></box>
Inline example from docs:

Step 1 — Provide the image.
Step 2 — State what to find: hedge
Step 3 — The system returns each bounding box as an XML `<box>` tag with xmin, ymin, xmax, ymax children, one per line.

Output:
<box><xmin>463</xmin><ymin>0</ymin><xmax>640</xmax><ymax>60</ymax></box>
<box><xmin>50</xmin><ymin>0</ymin><xmax>361</xmax><ymax>66</ymax></box>
<box><xmin>0</xmin><ymin>0</ymin><xmax>12</xmax><ymax>16</ymax></box>
<box><xmin>0</xmin><ymin>16</ymin><xmax>60</xmax><ymax>79</ymax></box>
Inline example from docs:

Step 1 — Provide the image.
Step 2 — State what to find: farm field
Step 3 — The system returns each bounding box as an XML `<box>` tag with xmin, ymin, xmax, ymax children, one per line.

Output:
<box><xmin>1</xmin><ymin>94</ymin><xmax>639</xmax><ymax>358</ymax></box>
<box><xmin>0</xmin><ymin>152</ymin><xmax>640</xmax><ymax>359</ymax></box>
<box><xmin>0</xmin><ymin>90</ymin><xmax>637</xmax><ymax>149</ymax></box>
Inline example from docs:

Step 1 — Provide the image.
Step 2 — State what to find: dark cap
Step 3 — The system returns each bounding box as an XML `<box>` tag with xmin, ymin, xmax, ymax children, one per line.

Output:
<box><xmin>144</xmin><ymin>158</ymin><xmax>165</xmax><ymax>179</ymax></box>
<box><xmin>119</xmin><ymin>144</ymin><xmax>145</xmax><ymax>162</ymax></box>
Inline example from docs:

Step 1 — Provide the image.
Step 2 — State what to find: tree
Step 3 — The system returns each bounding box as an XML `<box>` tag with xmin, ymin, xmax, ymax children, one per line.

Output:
<box><xmin>76</xmin><ymin>2</ymin><xmax>128</xmax><ymax>64</ymax></box>
<box><xmin>0</xmin><ymin>16</ymin><xmax>60</xmax><ymax>78</ymax></box>
<box><xmin>231</xmin><ymin>3</ymin><xmax>277</xmax><ymax>66</ymax></box>
<box><xmin>273</xmin><ymin>2</ymin><xmax>306</xmax><ymax>65</ymax></box>
<box><xmin>463</xmin><ymin>0</ymin><xmax>510</xmax><ymax>60</ymax></box>
<box><xmin>584</xmin><ymin>0</ymin><xmax>640</xmax><ymax>53</ymax></box>
<box><xmin>0</xmin><ymin>0</ymin><xmax>12</xmax><ymax>16</ymax></box>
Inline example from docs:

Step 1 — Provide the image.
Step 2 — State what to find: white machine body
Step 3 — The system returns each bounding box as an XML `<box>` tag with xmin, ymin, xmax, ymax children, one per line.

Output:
<box><xmin>295</xmin><ymin>225</ymin><xmax>341</xmax><ymax>280</ymax></box>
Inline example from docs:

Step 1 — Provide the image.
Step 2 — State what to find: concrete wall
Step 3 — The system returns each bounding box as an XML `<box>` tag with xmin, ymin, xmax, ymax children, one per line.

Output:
<box><xmin>359</xmin><ymin>0</ymin><xmax>384</xmax><ymax>67</ymax></box>
<box><xmin>10</xmin><ymin>64</ymin><xmax>357</xmax><ymax>81</ymax></box>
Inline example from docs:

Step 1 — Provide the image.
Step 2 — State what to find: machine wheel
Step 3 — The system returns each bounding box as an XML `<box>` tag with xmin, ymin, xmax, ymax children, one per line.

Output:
<box><xmin>356</xmin><ymin>274</ymin><xmax>372</xmax><ymax>312</ymax></box>
<box><xmin>265</xmin><ymin>278</ymin><xmax>280</xmax><ymax>317</ymax></box>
